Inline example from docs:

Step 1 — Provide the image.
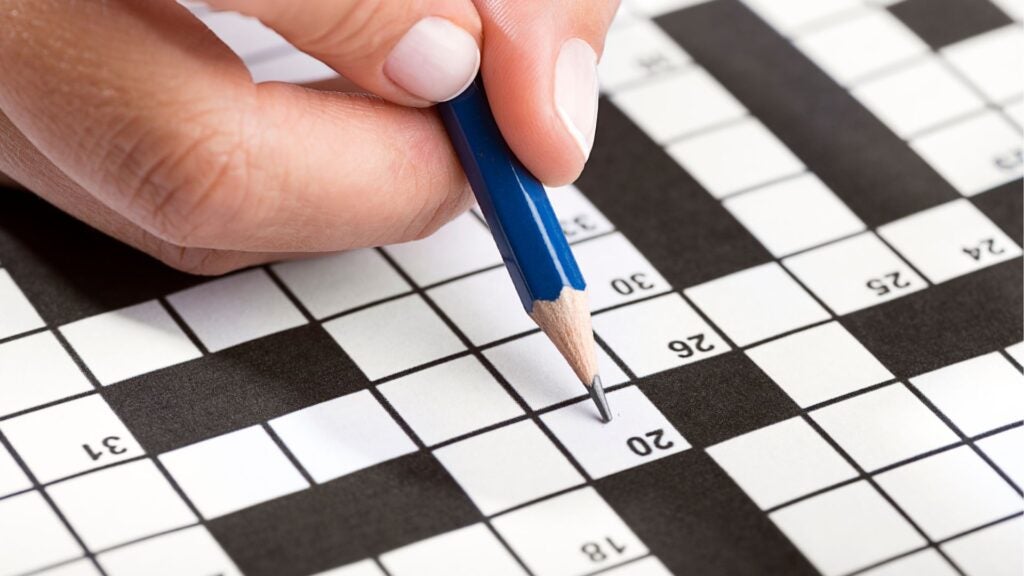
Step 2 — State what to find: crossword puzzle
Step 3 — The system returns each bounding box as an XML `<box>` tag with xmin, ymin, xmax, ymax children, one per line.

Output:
<box><xmin>0</xmin><ymin>0</ymin><xmax>1022</xmax><ymax>575</ymax></box>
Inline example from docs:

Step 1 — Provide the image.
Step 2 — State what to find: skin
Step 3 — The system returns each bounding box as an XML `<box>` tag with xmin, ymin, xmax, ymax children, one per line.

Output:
<box><xmin>0</xmin><ymin>0</ymin><xmax>619</xmax><ymax>274</ymax></box>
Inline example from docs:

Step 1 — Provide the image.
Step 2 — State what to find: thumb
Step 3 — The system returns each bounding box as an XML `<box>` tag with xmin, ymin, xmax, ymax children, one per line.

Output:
<box><xmin>205</xmin><ymin>0</ymin><xmax>482</xmax><ymax>106</ymax></box>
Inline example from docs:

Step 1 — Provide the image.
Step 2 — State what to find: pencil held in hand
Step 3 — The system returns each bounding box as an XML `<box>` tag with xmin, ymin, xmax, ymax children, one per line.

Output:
<box><xmin>438</xmin><ymin>78</ymin><xmax>611</xmax><ymax>422</ymax></box>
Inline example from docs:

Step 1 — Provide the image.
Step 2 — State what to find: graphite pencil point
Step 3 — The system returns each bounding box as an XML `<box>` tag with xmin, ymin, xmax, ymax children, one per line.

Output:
<box><xmin>589</xmin><ymin>375</ymin><xmax>612</xmax><ymax>423</ymax></box>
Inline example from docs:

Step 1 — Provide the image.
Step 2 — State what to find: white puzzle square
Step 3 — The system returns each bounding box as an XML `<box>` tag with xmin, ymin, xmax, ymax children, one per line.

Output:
<box><xmin>0</xmin><ymin>330</ymin><xmax>92</xmax><ymax>417</ymax></box>
<box><xmin>0</xmin><ymin>491</ymin><xmax>82</xmax><ymax>576</ymax></box>
<box><xmin>746</xmin><ymin>321</ymin><xmax>893</xmax><ymax>408</ymax></box>
<box><xmin>98</xmin><ymin>525</ymin><xmax>242</xmax><ymax>576</ymax></box>
<box><xmin>593</xmin><ymin>293</ymin><xmax>729</xmax><ymax>377</ymax></box>
<box><xmin>988</xmin><ymin>0</ymin><xmax>1023</xmax><ymax>18</ymax></box>
<box><xmin>33</xmin><ymin>559</ymin><xmax>102</xmax><ymax>576</ymax></box>
<box><xmin>160</xmin><ymin>426</ymin><xmax>309</xmax><ymax>519</ymax></box>
<box><xmin>166</xmin><ymin>268</ymin><xmax>306</xmax><ymax>353</ymax></box>
<box><xmin>383</xmin><ymin>214</ymin><xmax>502</xmax><ymax>287</ymax></box>
<box><xmin>742</xmin><ymin>0</ymin><xmax>863</xmax><ymax>35</ymax></box>
<box><xmin>977</xmin><ymin>427</ymin><xmax>1023</xmax><ymax>487</ymax></box>
<box><xmin>852</xmin><ymin>57</ymin><xmax>985</xmax><ymax>138</ymax></box>
<box><xmin>197</xmin><ymin>11</ymin><xmax>286</xmax><ymax>58</ymax></box>
<box><xmin>323</xmin><ymin>295</ymin><xmax>465</xmax><ymax>380</ymax></box>
<box><xmin>769</xmin><ymin>481</ymin><xmax>925</xmax><ymax>576</ymax></box>
<box><xmin>1004</xmin><ymin>98</ymin><xmax>1024</xmax><ymax>126</ymax></box>
<box><xmin>428</xmin><ymin>268</ymin><xmax>535</xmax><ymax>346</ymax></box>
<box><xmin>247</xmin><ymin>49</ymin><xmax>336</xmax><ymax>84</ymax></box>
<box><xmin>942</xmin><ymin>26</ymin><xmax>1023</xmax><ymax>104</ymax></box>
<box><xmin>810</xmin><ymin>383</ymin><xmax>959</xmax><ymax>471</ymax></box>
<box><xmin>858</xmin><ymin>549</ymin><xmax>957</xmax><ymax>576</ymax></box>
<box><xmin>546</xmin><ymin>185</ymin><xmax>615</xmax><ymax>244</ymax></box>
<box><xmin>434</xmin><ymin>420</ymin><xmax>584</xmax><ymax>515</ymax></box>
<box><xmin>941</xmin><ymin>517</ymin><xmax>1022</xmax><ymax>576</ymax></box>
<box><xmin>541</xmin><ymin>386</ymin><xmax>688</xmax><ymax>479</ymax></box>
<box><xmin>794</xmin><ymin>9</ymin><xmax>928</xmax><ymax>86</ymax></box>
<box><xmin>47</xmin><ymin>460</ymin><xmax>196</xmax><ymax>551</ymax></box>
<box><xmin>877</xmin><ymin>199</ymin><xmax>1022</xmax><ymax>284</ymax></box>
<box><xmin>875</xmin><ymin>447</ymin><xmax>1022</xmax><ymax>540</ymax></box>
<box><xmin>0</xmin><ymin>269</ymin><xmax>45</xmax><ymax>340</ymax></box>
<box><xmin>910</xmin><ymin>111</ymin><xmax>1023</xmax><ymax>196</ymax></box>
<box><xmin>667</xmin><ymin>118</ymin><xmax>805</xmax><ymax>198</ymax></box>
<box><xmin>629</xmin><ymin>0</ymin><xmax>714</xmax><ymax>17</ymax></box>
<box><xmin>723</xmin><ymin>173</ymin><xmax>865</xmax><ymax>257</ymax></box>
<box><xmin>484</xmin><ymin>331</ymin><xmax>628</xmax><ymax>411</ymax></box>
<box><xmin>60</xmin><ymin>301</ymin><xmax>201</xmax><ymax>385</ymax></box>
<box><xmin>0</xmin><ymin>442</ymin><xmax>31</xmax><ymax>498</ymax></box>
<box><xmin>1006</xmin><ymin>341</ymin><xmax>1024</xmax><ymax>366</ymax></box>
<box><xmin>312</xmin><ymin>560</ymin><xmax>385</xmax><ymax>576</ymax></box>
<box><xmin>492</xmin><ymin>487</ymin><xmax>648</xmax><ymax>576</ymax></box>
<box><xmin>378</xmin><ymin>356</ymin><xmax>523</xmax><ymax>446</ymax></box>
<box><xmin>613</xmin><ymin>68</ymin><xmax>746</xmax><ymax>144</ymax></box>
<box><xmin>268</xmin><ymin>390</ymin><xmax>417</xmax><ymax>483</ymax></box>
<box><xmin>708</xmin><ymin>417</ymin><xmax>856</xmax><ymax>509</ymax></box>
<box><xmin>783</xmin><ymin>232</ymin><xmax>927</xmax><ymax>315</ymax></box>
<box><xmin>573</xmin><ymin>233</ymin><xmax>672</xmax><ymax>310</ymax></box>
<box><xmin>271</xmin><ymin>249</ymin><xmax>410</xmax><ymax>319</ymax></box>
<box><xmin>910</xmin><ymin>352</ymin><xmax>1024</xmax><ymax>437</ymax></box>
<box><xmin>380</xmin><ymin>524</ymin><xmax>526</xmax><ymax>576</ymax></box>
<box><xmin>599</xmin><ymin>19</ymin><xmax>691</xmax><ymax>92</ymax></box>
<box><xmin>685</xmin><ymin>263</ymin><xmax>830</xmax><ymax>347</ymax></box>
<box><xmin>0</xmin><ymin>395</ymin><xmax>143</xmax><ymax>484</ymax></box>
<box><xmin>609</xmin><ymin>1</ymin><xmax>638</xmax><ymax>30</ymax></box>
<box><xmin>598</xmin><ymin>557</ymin><xmax>674</xmax><ymax>576</ymax></box>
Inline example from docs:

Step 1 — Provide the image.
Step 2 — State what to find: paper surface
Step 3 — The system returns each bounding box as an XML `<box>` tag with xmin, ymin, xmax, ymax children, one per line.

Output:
<box><xmin>1</xmin><ymin>1</ymin><xmax>1022</xmax><ymax>575</ymax></box>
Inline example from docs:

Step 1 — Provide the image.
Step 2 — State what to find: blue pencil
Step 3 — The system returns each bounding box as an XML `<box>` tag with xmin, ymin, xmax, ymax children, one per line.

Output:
<box><xmin>438</xmin><ymin>77</ymin><xmax>610</xmax><ymax>422</ymax></box>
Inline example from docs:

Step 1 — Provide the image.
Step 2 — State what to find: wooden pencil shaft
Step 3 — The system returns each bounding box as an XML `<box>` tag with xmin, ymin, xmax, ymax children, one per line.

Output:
<box><xmin>530</xmin><ymin>287</ymin><xmax>599</xmax><ymax>385</ymax></box>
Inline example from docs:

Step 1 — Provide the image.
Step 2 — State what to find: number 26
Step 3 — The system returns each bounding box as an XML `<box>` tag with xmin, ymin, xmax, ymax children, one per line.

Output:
<box><xmin>668</xmin><ymin>334</ymin><xmax>714</xmax><ymax>358</ymax></box>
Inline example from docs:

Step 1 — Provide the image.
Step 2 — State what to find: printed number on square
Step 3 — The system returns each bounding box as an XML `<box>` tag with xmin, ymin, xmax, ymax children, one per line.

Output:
<box><xmin>878</xmin><ymin>199</ymin><xmax>1022</xmax><ymax>284</ymax></box>
<box><xmin>492</xmin><ymin>487</ymin><xmax>648</xmax><ymax>576</ymax></box>
<box><xmin>541</xmin><ymin>386</ymin><xmax>689</xmax><ymax>479</ymax></box>
<box><xmin>0</xmin><ymin>395</ymin><xmax>143</xmax><ymax>484</ymax></box>
<box><xmin>783</xmin><ymin>232</ymin><xmax>926</xmax><ymax>315</ymax></box>
<box><xmin>594</xmin><ymin>293</ymin><xmax>729</xmax><ymax>377</ymax></box>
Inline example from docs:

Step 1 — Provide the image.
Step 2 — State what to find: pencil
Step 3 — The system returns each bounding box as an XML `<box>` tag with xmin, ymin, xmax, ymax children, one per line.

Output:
<box><xmin>438</xmin><ymin>77</ymin><xmax>611</xmax><ymax>423</ymax></box>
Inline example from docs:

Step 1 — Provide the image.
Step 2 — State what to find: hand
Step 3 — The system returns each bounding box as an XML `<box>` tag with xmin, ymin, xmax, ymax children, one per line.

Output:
<box><xmin>0</xmin><ymin>0</ymin><xmax>618</xmax><ymax>273</ymax></box>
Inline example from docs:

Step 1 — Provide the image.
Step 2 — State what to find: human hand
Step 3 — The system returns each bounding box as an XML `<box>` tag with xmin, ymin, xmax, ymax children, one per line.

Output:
<box><xmin>0</xmin><ymin>0</ymin><xmax>618</xmax><ymax>273</ymax></box>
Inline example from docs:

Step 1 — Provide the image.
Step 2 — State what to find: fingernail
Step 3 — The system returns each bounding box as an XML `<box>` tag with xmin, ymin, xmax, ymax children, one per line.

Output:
<box><xmin>555</xmin><ymin>38</ymin><xmax>599</xmax><ymax>160</ymax></box>
<box><xmin>385</xmin><ymin>17</ymin><xmax>480</xmax><ymax>103</ymax></box>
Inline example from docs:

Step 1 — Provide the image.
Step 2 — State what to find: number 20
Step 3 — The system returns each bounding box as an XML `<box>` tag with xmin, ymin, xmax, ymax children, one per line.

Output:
<box><xmin>627</xmin><ymin>429</ymin><xmax>675</xmax><ymax>456</ymax></box>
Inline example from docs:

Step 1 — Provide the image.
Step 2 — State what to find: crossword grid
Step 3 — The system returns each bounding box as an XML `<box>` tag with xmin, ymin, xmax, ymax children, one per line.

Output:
<box><xmin>1</xmin><ymin>0</ymin><xmax>1022</xmax><ymax>575</ymax></box>
<box><xmin>595</xmin><ymin>2</ymin><xmax>1022</xmax><ymax>574</ymax></box>
<box><xmin>0</xmin><ymin>189</ymin><xmax>681</xmax><ymax>576</ymax></box>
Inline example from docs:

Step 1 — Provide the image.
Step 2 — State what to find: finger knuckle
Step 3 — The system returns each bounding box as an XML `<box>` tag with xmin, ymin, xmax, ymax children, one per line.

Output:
<box><xmin>296</xmin><ymin>0</ymin><xmax>394</xmax><ymax>60</ymax></box>
<box><xmin>401</xmin><ymin>120</ymin><xmax>473</xmax><ymax>242</ymax></box>
<box><xmin>105</xmin><ymin>114</ymin><xmax>255</xmax><ymax>247</ymax></box>
<box><xmin>405</xmin><ymin>156</ymin><xmax>473</xmax><ymax>239</ymax></box>
<box><xmin>408</xmin><ymin>178</ymin><xmax>470</xmax><ymax>241</ymax></box>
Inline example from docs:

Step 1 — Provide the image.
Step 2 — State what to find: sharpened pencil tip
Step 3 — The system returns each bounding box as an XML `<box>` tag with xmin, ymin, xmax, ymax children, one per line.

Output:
<box><xmin>589</xmin><ymin>376</ymin><xmax>612</xmax><ymax>423</ymax></box>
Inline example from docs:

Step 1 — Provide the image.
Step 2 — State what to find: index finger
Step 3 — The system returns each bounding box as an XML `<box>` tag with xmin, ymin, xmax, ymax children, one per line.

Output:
<box><xmin>0</xmin><ymin>0</ymin><xmax>473</xmax><ymax>252</ymax></box>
